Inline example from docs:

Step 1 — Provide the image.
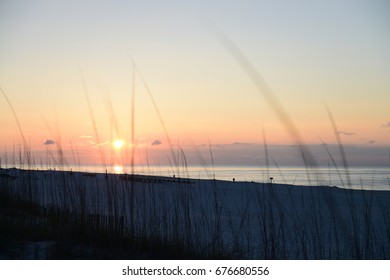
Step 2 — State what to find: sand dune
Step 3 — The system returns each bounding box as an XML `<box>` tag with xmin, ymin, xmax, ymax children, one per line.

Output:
<box><xmin>1</xmin><ymin>167</ymin><xmax>389</xmax><ymax>259</ymax></box>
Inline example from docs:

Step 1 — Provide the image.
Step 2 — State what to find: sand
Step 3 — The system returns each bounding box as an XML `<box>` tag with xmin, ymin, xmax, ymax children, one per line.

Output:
<box><xmin>1</xmin><ymin>167</ymin><xmax>390</xmax><ymax>259</ymax></box>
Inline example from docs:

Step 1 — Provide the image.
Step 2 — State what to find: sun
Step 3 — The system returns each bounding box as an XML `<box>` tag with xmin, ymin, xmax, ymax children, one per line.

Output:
<box><xmin>112</xmin><ymin>139</ymin><xmax>125</xmax><ymax>150</ymax></box>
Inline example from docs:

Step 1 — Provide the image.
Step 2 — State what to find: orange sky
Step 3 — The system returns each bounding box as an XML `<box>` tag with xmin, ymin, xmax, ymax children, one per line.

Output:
<box><xmin>1</xmin><ymin>0</ymin><xmax>389</xmax><ymax>168</ymax></box>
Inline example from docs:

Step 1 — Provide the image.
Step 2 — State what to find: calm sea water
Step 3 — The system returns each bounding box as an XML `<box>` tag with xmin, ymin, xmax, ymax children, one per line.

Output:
<box><xmin>58</xmin><ymin>164</ymin><xmax>390</xmax><ymax>191</ymax></box>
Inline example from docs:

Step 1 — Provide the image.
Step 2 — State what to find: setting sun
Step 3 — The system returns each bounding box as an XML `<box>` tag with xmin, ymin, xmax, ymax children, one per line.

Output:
<box><xmin>112</xmin><ymin>139</ymin><xmax>125</xmax><ymax>150</ymax></box>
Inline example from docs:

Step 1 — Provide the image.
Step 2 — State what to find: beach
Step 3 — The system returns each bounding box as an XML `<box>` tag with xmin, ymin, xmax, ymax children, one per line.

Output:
<box><xmin>1</xmin><ymin>167</ymin><xmax>390</xmax><ymax>259</ymax></box>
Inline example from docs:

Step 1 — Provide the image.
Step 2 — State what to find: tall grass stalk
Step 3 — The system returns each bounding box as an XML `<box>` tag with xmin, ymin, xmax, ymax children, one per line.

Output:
<box><xmin>1</xmin><ymin>88</ymin><xmax>32</xmax><ymax>167</ymax></box>
<box><xmin>133</xmin><ymin>62</ymin><xmax>179</xmax><ymax>176</ymax></box>
<box><xmin>78</xmin><ymin>64</ymin><xmax>107</xmax><ymax>169</ymax></box>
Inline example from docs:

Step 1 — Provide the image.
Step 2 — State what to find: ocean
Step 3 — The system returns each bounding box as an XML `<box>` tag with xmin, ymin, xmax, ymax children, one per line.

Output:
<box><xmin>42</xmin><ymin>164</ymin><xmax>390</xmax><ymax>191</ymax></box>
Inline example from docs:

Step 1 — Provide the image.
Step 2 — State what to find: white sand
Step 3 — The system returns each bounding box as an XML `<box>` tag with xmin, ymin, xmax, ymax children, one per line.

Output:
<box><xmin>1</xmin><ymin>167</ymin><xmax>390</xmax><ymax>259</ymax></box>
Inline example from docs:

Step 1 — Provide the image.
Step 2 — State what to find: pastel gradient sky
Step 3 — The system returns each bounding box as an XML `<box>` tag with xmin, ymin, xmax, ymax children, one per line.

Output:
<box><xmin>1</xmin><ymin>0</ymin><xmax>389</xmax><ymax>167</ymax></box>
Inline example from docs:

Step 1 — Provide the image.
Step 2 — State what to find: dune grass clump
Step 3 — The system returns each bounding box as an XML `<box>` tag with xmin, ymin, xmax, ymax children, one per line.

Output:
<box><xmin>1</xmin><ymin>150</ymin><xmax>390</xmax><ymax>260</ymax></box>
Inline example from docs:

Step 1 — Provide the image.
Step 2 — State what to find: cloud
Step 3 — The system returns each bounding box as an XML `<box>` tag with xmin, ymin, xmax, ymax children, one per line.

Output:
<box><xmin>381</xmin><ymin>121</ymin><xmax>390</xmax><ymax>128</ymax></box>
<box><xmin>94</xmin><ymin>141</ymin><xmax>109</xmax><ymax>147</ymax></box>
<box><xmin>232</xmin><ymin>142</ymin><xmax>253</xmax><ymax>146</ymax></box>
<box><xmin>197</xmin><ymin>143</ymin><xmax>226</xmax><ymax>149</ymax></box>
<box><xmin>151</xmin><ymin>140</ymin><xmax>162</xmax><ymax>146</ymax></box>
<box><xmin>368</xmin><ymin>140</ymin><xmax>375</xmax><ymax>144</ymax></box>
<box><xmin>336</xmin><ymin>131</ymin><xmax>356</xmax><ymax>136</ymax></box>
<box><xmin>43</xmin><ymin>139</ymin><xmax>55</xmax><ymax>145</ymax></box>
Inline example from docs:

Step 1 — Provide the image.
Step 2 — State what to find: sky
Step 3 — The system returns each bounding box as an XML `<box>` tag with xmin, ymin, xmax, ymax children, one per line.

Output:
<box><xmin>1</xmin><ymin>0</ymin><xmax>389</xmax><ymax>168</ymax></box>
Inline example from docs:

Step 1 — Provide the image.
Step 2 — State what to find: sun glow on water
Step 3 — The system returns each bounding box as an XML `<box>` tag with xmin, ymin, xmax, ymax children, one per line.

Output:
<box><xmin>113</xmin><ymin>164</ymin><xmax>124</xmax><ymax>174</ymax></box>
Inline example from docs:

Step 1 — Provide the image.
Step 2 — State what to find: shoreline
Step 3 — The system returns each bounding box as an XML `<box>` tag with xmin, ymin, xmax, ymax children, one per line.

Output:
<box><xmin>1</xmin><ymin>166</ymin><xmax>390</xmax><ymax>259</ymax></box>
<box><xmin>1</xmin><ymin>166</ymin><xmax>389</xmax><ymax>191</ymax></box>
